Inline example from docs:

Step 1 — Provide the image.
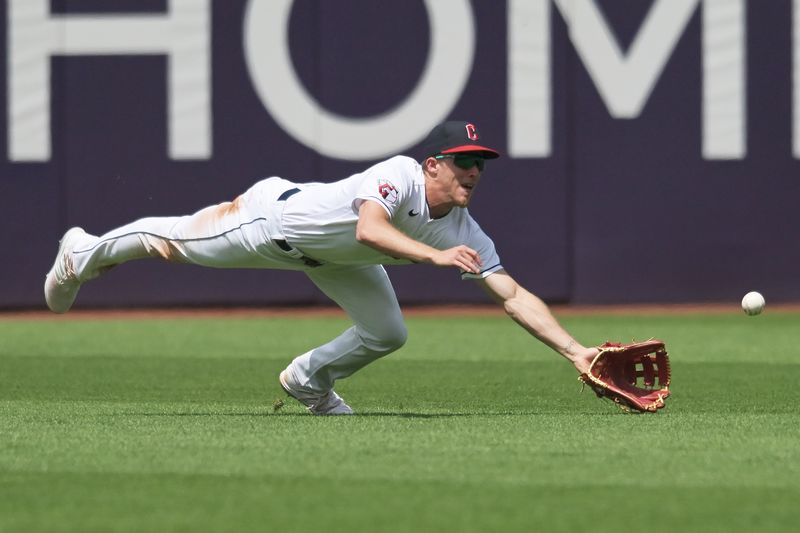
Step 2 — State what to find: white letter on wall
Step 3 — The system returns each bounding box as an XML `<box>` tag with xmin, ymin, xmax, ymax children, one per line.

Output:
<box><xmin>7</xmin><ymin>0</ymin><xmax>210</xmax><ymax>161</ymax></box>
<box><xmin>703</xmin><ymin>0</ymin><xmax>746</xmax><ymax>159</ymax></box>
<box><xmin>244</xmin><ymin>0</ymin><xmax>475</xmax><ymax>160</ymax></box>
<box><xmin>795</xmin><ymin>0</ymin><xmax>800</xmax><ymax>158</ymax></box>
<box><xmin>508</xmin><ymin>0</ymin><xmax>551</xmax><ymax>158</ymax></box>
<box><xmin>553</xmin><ymin>0</ymin><xmax>698</xmax><ymax>118</ymax></box>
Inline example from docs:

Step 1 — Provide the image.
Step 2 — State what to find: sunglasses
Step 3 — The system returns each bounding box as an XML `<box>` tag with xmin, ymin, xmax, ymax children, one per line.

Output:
<box><xmin>435</xmin><ymin>154</ymin><xmax>485</xmax><ymax>171</ymax></box>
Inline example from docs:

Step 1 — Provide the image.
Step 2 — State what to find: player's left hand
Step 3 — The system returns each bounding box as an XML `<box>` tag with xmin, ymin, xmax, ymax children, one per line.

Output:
<box><xmin>431</xmin><ymin>245</ymin><xmax>482</xmax><ymax>274</ymax></box>
<box><xmin>571</xmin><ymin>348</ymin><xmax>599</xmax><ymax>375</ymax></box>
<box><xmin>578</xmin><ymin>340</ymin><xmax>671</xmax><ymax>412</ymax></box>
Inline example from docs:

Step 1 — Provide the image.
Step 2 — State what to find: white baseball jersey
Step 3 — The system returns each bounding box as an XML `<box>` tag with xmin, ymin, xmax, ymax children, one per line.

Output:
<box><xmin>56</xmin><ymin>154</ymin><xmax>503</xmax><ymax>398</ymax></box>
<box><xmin>280</xmin><ymin>155</ymin><xmax>503</xmax><ymax>279</ymax></box>
<box><xmin>53</xmin><ymin>122</ymin><xmax>509</xmax><ymax>400</ymax></box>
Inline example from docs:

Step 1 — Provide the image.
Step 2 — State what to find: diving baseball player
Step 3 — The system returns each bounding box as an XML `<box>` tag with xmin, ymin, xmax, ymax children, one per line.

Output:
<box><xmin>45</xmin><ymin>121</ymin><xmax>599</xmax><ymax>415</ymax></box>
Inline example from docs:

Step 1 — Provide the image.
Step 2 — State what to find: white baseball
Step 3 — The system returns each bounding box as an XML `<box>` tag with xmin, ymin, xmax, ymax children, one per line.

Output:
<box><xmin>741</xmin><ymin>291</ymin><xmax>765</xmax><ymax>316</ymax></box>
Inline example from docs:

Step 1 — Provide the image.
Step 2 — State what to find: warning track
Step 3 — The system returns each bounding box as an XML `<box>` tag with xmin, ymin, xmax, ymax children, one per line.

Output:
<box><xmin>3</xmin><ymin>303</ymin><xmax>799</xmax><ymax>321</ymax></box>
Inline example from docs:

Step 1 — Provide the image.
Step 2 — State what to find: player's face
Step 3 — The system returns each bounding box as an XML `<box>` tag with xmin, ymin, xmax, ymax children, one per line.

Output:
<box><xmin>435</xmin><ymin>155</ymin><xmax>483</xmax><ymax>207</ymax></box>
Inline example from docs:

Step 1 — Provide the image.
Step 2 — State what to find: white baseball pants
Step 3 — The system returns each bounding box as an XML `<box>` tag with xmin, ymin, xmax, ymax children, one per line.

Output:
<box><xmin>68</xmin><ymin>177</ymin><xmax>407</xmax><ymax>394</ymax></box>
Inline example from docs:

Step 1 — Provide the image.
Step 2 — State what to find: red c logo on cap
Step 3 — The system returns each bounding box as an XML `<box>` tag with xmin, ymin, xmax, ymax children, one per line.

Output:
<box><xmin>465</xmin><ymin>123</ymin><xmax>478</xmax><ymax>141</ymax></box>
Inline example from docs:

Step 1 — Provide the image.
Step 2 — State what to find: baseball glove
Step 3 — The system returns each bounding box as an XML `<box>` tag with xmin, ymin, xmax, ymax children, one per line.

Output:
<box><xmin>579</xmin><ymin>339</ymin><xmax>671</xmax><ymax>412</ymax></box>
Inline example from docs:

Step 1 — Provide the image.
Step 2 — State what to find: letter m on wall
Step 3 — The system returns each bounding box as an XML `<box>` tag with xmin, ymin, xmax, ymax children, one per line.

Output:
<box><xmin>509</xmin><ymin>0</ymin><xmax>748</xmax><ymax>160</ymax></box>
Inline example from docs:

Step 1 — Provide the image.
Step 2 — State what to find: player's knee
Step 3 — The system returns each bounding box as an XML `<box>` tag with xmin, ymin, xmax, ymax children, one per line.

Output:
<box><xmin>384</xmin><ymin>322</ymin><xmax>409</xmax><ymax>351</ymax></box>
<box><xmin>361</xmin><ymin>321</ymin><xmax>408</xmax><ymax>354</ymax></box>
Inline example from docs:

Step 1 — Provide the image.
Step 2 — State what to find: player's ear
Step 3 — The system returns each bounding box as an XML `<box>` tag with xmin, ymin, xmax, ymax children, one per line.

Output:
<box><xmin>422</xmin><ymin>156</ymin><xmax>439</xmax><ymax>175</ymax></box>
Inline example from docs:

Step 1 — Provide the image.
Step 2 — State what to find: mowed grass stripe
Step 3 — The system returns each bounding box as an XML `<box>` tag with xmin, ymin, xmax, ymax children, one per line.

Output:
<box><xmin>1</xmin><ymin>351</ymin><xmax>798</xmax><ymax>411</ymax></box>
<box><xmin>1</xmin><ymin>312</ymin><xmax>799</xmax><ymax>532</ymax></box>
<box><xmin>1</xmin><ymin>311</ymin><xmax>797</xmax><ymax>362</ymax></box>
<box><xmin>2</xmin><ymin>398</ymin><xmax>799</xmax><ymax>486</ymax></box>
<box><xmin>4</xmin><ymin>471</ymin><xmax>795</xmax><ymax>533</ymax></box>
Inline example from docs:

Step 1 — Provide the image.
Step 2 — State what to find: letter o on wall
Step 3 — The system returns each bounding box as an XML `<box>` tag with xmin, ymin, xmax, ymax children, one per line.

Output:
<box><xmin>244</xmin><ymin>0</ymin><xmax>475</xmax><ymax>160</ymax></box>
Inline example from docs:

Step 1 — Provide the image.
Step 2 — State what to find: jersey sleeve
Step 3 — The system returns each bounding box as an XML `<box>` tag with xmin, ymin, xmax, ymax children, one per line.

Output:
<box><xmin>352</xmin><ymin>157</ymin><xmax>414</xmax><ymax>219</ymax></box>
<box><xmin>460</xmin><ymin>218</ymin><xmax>503</xmax><ymax>280</ymax></box>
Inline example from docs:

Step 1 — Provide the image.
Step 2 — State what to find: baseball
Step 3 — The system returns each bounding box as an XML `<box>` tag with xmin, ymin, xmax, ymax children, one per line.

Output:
<box><xmin>741</xmin><ymin>291</ymin><xmax>765</xmax><ymax>316</ymax></box>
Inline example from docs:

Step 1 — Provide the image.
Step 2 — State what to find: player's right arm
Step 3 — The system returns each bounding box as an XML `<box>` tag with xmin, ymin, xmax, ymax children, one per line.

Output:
<box><xmin>355</xmin><ymin>200</ymin><xmax>482</xmax><ymax>274</ymax></box>
<box><xmin>478</xmin><ymin>269</ymin><xmax>598</xmax><ymax>374</ymax></box>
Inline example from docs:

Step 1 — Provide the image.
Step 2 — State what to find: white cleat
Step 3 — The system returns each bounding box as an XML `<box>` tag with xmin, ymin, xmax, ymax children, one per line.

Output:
<box><xmin>44</xmin><ymin>227</ymin><xmax>88</xmax><ymax>313</ymax></box>
<box><xmin>279</xmin><ymin>369</ymin><xmax>354</xmax><ymax>415</ymax></box>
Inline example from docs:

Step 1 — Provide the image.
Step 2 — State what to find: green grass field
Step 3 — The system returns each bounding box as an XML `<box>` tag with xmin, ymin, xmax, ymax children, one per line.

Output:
<box><xmin>1</xmin><ymin>309</ymin><xmax>799</xmax><ymax>532</ymax></box>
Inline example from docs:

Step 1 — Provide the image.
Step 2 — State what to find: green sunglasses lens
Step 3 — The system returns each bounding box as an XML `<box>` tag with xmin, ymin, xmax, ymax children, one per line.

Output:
<box><xmin>454</xmin><ymin>155</ymin><xmax>484</xmax><ymax>171</ymax></box>
<box><xmin>435</xmin><ymin>154</ymin><xmax>485</xmax><ymax>171</ymax></box>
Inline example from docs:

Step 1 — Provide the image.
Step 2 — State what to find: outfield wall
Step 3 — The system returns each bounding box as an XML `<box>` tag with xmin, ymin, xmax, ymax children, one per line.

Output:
<box><xmin>1</xmin><ymin>0</ymin><xmax>799</xmax><ymax>308</ymax></box>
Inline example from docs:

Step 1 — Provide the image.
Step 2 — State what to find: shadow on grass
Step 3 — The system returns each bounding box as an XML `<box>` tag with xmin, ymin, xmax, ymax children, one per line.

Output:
<box><xmin>116</xmin><ymin>411</ymin><xmax>471</xmax><ymax>418</ymax></box>
<box><xmin>115</xmin><ymin>409</ymin><xmax>629</xmax><ymax>418</ymax></box>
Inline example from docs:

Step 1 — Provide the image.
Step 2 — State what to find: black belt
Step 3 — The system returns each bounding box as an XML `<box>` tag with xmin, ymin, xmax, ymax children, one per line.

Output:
<box><xmin>274</xmin><ymin>239</ymin><xmax>294</xmax><ymax>253</ymax></box>
<box><xmin>277</xmin><ymin>187</ymin><xmax>300</xmax><ymax>201</ymax></box>
<box><xmin>275</xmin><ymin>187</ymin><xmax>322</xmax><ymax>267</ymax></box>
<box><xmin>274</xmin><ymin>240</ymin><xmax>322</xmax><ymax>268</ymax></box>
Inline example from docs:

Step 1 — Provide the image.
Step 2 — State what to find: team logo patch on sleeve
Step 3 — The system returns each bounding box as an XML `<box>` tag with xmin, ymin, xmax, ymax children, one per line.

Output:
<box><xmin>377</xmin><ymin>179</ymin><xmax>399</xmax><ymax>204</ymax></box>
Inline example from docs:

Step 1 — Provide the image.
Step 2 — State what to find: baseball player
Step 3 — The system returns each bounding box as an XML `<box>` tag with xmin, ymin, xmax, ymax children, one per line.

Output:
<box><xmin>45</xmin><ymin>121</ymin><xmax>599</xmax><ymax>415</ymax></box>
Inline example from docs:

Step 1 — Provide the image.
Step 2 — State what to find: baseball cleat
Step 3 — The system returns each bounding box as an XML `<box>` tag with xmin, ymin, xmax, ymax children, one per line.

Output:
<box><xmin>279</xmin><ymin>368</ymin><xmax>354</xmax><ymax>415</ymax></box>
<box><xmin>44</xmin><ymin>227</ymin><xmax>88</xmax><ymax>313</ymax></box>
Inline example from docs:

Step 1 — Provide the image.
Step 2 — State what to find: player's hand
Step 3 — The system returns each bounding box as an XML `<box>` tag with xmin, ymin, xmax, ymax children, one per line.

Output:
<box><xmin>572</xmin><ymin>347</ymin><xmax>600</xmax><ymax>375</ymax></box>
<box><xmin>432</xmin><ymin>245</ymin><xmax>483</xmax><ymax>274</ymax></box>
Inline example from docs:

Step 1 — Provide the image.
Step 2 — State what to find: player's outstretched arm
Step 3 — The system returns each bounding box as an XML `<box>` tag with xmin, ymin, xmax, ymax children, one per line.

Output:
<box><xmin>478</xmin><ymin>269</ymin><xmax>598</xmax><ymax>374</ymax></box>
<box><xmin>356</xmin><ymin>201</ymin><xmax>482</xmax><ymax>274</ymax></box>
